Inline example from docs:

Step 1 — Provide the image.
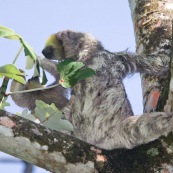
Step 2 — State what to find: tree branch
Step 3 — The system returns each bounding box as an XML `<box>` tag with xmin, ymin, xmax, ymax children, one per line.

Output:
<box><xmin>1</xmin><ymin>110</ymin><xmax>173</xmax><ymax>173</ymax></box>
<box><xmin>0</xmin><ymin>110</ymin><xmax>97</xmax><ymax>173</ymax></box>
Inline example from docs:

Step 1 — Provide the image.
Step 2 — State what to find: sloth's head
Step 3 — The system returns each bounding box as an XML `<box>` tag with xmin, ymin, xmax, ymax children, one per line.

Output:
<box><xmin>42</xmin><ymin>30</ymin><xmax>103</xmax><ymax>61</ymax></box>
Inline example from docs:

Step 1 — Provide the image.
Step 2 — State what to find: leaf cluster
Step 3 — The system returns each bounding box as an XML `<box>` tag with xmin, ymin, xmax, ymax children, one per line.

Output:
<box><xmin>20</xmin><ymin>100</ymin><xmax>74</xmax><ymax>132</ymax></box>
<box><xmin>57</xmin><ymin>59</ymin><xmax>95</xmax><ymax>88</ymax></box>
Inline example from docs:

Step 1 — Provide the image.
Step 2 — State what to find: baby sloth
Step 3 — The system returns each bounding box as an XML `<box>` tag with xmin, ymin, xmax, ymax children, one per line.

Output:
<box><xmin>12</xmin><ymin>30</ymin><xmax>173</xmax><ymax>150</ymax></box>
<box><xmin>10</xmin><ymin>58</ymin><xmax>68</xmax><ymax>113</ymax></box>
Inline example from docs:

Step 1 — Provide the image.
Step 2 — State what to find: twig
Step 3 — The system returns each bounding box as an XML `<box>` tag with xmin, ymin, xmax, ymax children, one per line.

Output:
<box><xmin>13</xmin><ymin>46</ymin><xmax>23</xmax><ymax>64</ymax></box>
<box><xmin>8</xmin><ymin>83</ymin><xmax>60</xmax><ymax>95</ymax></box>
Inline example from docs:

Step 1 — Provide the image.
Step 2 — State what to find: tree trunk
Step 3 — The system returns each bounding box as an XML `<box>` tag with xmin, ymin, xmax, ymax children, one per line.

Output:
<box><xmin>129</xmin><ymin>0</ymin><xmax>173</xmax><ymax>112</ymax></box>
<box><xmin>1</xmin><ymin>1</ymin><xmax>173</xmax><ymax>172</ymax></box>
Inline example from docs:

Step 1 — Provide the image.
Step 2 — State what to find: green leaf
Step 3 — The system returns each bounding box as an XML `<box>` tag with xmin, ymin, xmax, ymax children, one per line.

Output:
<box><xmin>58</xmin><ymin>59</ymin><xmax>84</xmax><ymax>76</ymax></box>
<box><xmin>20</xmin><ymin>38</ymin><xmax>36</xmax><ymax>61</ymax></box>
<box><xmin>25</xmin><ymin>56</ymin><xmax>35</xmax><ymax>69</ymax></box>
<box><xmin>59</xmin><ymin>80</ymin><xmax>72</xmax><ymax>88</ymax></box>
<box><xmin>0</xmin><ymin>25</ymin><xmax>43</xmax><ymax>86</ymax></box>
<box><xmin>0</xmin><ymin>97</ymin><xmax>10</xmax><ymax>110</ymax></box>
<box><xmin>0</xmin><ymin>25</ymin><xmax>15</xmax><ymax>32</ymax></box>
<box><xmin>41</xmin><ymin>68</ymin><xmax>48</xmax><ymax>85</ymax></box>
<box><xmin>18</xmin><ymin>109</ymin><xmax>37</xmax><ymax>121</ymax></box>
<box><xmin>0</xmin><ymin>25</ymin><xmax>37</xmax><ymax>63</ymax></box>
<box><xmin>0</xmin><ymin>26</ymin><xmax>19</xmax><ymax>40</ymax></box>
<box><xmin>35</xmin><ymin>100</ymin><xmax>74</xmax><ymax>131</ymax></box>
<box><xmin>57</xmin><ymin>59</ymin><xmax>95</xmax><ymax>88</ymax></box>
<box><xmin>0</xmin><ymin>64</ymin><xmax>25</xmax><ymax>84</ymax></box>
<box><xmin>33</xmin><ymin>62</ymin><xmax>40</xmax><ymax>78</ymax></box>
<box><xmin>74</xmin><ymin>68</ymin><xmax>96</xmax><ymax>81</ymax></box>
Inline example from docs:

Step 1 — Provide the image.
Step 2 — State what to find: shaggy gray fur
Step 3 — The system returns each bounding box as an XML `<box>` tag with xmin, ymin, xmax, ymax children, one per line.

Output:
<box><xmin>12</xmin><ymin>30</ymin><xmax>173</xmax><ymax>150</ymax></box>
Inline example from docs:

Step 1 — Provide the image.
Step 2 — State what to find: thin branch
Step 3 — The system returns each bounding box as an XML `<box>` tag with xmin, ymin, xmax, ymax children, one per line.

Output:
<box><xmin>7</xmin><ymin>83</ymin><xmax>60</xmax><ymax>95</ymax></box>
<box><xmin>12</xmin><ymin>46</ymin><xmax>23</xmax><ymax>64</ymax></box>
<box><xmin>0</xmin><ymin>46</ymin><xmax>23</xmax><ymax>102</ymax></box>
<box><xmin>23</xmin><ymin>161</ymin><xmax>34</xmax><ymax>173</ymax></box>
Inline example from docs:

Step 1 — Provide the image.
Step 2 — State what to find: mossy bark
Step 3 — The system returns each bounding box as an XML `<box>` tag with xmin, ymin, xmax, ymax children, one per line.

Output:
<box><xmin>1</xmin><ymin>110</ymin><xmax>173</xmax><ymax>173</ymax></box>
<box><xmin>127</xmin><ymin>0</ymin><xmax>173</xmax><ymax>172</ymax></box>
<box><xmin>129</xmin><ymin>0</ymin><xmax>173</xmax><ymax>112</ymax></box>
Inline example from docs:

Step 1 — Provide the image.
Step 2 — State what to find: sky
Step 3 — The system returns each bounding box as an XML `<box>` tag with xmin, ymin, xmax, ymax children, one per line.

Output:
<box><xmin>0</xmin><ymin>0</ymin><xmax>142</xmax><ymax>172</ymax></box>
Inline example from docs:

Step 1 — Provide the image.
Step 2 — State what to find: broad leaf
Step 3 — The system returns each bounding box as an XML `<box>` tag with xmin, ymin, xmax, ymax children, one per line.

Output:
<box><xmin>74</xmin><ymin>68</ymin><xmax>96</xmax><ymax>81</ymax></box>
<box><xmin>57</xmin><ymin>59</ymin><xmax>84</xmax><ymax>77</ymax></box>
<box><xmin>25</xmin><ymin>56</ymin><xmax>35</xmax><ymax>70</ymax></box>
<box><xmin>0</xmin><ymin>26</ymin><xmax>19</xmax><ymax>40</ymax></box>
<box><xmin>57</xmin><ymin>59</ymin><xmax>95</xmax><ymax>88</ymax></box>
<box><xmin>20</xmin><ymin>38</ymin><xmax>36</xmax><ymax>61</ymax></box>
<box><xmin>0</xmin><ymin>25</ymin><xmax>15</xmax><ymax>32</ymax></box>
<box><xmin>0</xmin><ymin>25</ymin><xmax>44</xmax><ymax>90</ymax></box>
<box><xmin>0</xmin><ymin>25</ymin><xmax>37</xmax><ymax>64</ymax></box>
<box><xmin>18</xmin><ymin>109</ymin><xmax>37</xmax><ymax>122</ymax></box>
<box><xmin>35</xmin><ymin>100</ymin><xmax>74</xmax><ymax>131</ymax></box>
<box><xmin>0</xmin><ymin>64</ymin><xmax>25</xmax><ymax>84</ymax></box>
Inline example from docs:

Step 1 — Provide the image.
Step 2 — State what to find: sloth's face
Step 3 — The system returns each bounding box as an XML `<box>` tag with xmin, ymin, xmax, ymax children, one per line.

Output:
<box><xmin>42</xmin><ymin>31</ymin><xmax>83</xmax><ymax>60</ymax></box>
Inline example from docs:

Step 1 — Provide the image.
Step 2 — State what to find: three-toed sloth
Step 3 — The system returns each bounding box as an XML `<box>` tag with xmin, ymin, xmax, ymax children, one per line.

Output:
<box><xmin>11</xmin><ymin>30</ymin><xmax>173</xmax><ymax>150</ymax></box>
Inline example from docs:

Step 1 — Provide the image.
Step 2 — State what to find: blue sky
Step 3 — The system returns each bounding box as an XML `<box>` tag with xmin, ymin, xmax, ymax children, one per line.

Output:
<box><xmin>0</xmin><ymin>1</ymin><xmax>142</xmax><ymax>172</ymax></box>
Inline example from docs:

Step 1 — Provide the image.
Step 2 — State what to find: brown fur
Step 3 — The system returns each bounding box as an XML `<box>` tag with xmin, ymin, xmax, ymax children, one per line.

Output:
<box><xmin>10</xmin><ymin>58</ymin><xmax>68</xmax><ymax>112</ymax></box>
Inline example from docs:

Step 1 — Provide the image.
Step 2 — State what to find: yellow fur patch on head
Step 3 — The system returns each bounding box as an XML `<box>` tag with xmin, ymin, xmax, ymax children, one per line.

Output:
<box><xmin>44</xmin><ymin>33</ymin><xmax>65</xmax><ymax>60</ymax></box>
<box><xmin>45</xmin><ymin>34</ymin><xmax>59</xmax><ymax>47</ymax></box>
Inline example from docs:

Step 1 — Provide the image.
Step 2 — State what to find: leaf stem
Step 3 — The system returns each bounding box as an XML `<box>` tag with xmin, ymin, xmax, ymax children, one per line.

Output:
<box><xmin>8</xmin><ymin>83</ymin><xmax>60</xmax><ymax>95</ymax></box>
<box><xmin>0</xmin><ymin>77</ymin><xmax>9</xmax><ymax>101</ymax></box>
<box><xmin>0</xmin><ymin>46</ymin><xmax>24</xmax><ymax>104</ymax></box>
<box><xmin>13</xmin><ymin>46</ymin><xmax>23</xmax><ymax>64</ymax></box>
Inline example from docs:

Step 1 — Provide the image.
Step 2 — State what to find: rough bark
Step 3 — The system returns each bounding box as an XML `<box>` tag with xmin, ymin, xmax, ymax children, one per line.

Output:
<box><xmin>1</xmin><ymin>110</ymin><xmax>173</xmax><ymax>173</ymax></box>
<box><xmin>129</xmin><ymin>0</ymin><xmax>173</xmax><ymax>112</ymax></box>
<box><xmin>0</xmin><ymin>110</ymin><xmax>97</xmax><ymax>173</ymax></box>
<box><xmin>129</xmin><ymin>0</ymin><xmax>173</xmax><ymax>172</ymax></box>
<box><xmin>1</xmin><ymin>1</ymin><xmax>173</xmax><ymax>173</ymax></box>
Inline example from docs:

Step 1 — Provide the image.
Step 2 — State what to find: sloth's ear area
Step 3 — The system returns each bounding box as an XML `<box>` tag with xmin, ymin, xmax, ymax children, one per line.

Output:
<box><xmin>56</xmin><ymin>30</ymin><xmax>88</xmax><ymax>60</ymax></box>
